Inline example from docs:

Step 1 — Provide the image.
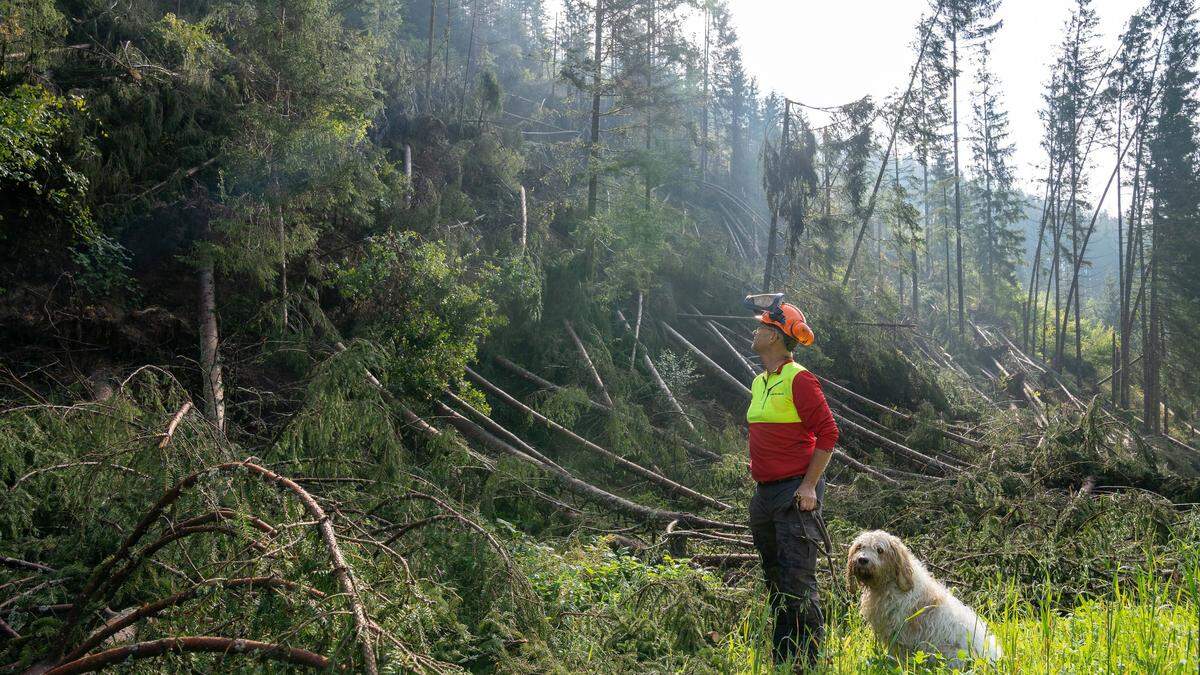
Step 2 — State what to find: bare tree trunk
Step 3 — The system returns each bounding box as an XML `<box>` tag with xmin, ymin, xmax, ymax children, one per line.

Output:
<box><xmin>518</xmin><ymin>185</ymin><xmax>528</xmax><ymax>254</ymax></box>
<box><xmin>564</xmin><ymin>319</ymin><xmax>613</xmax><ymax>407</ymax></box>
<box><xmin>764</xmin><ymin>100</ymin><xmax>790</xmax><ymax>291</ymax></box>
<box><xmin>198</xmin><ymin>227</ymin><xmax>225</xmax><ymax>435</ymax></box>
<box><xmin>277</xmin><ymin>206</ymin><xmax>287</xmax><ymax>330</ymax></box>
<box><xmin>1144</xmin><ymin>222</ymin><xmax>1160</xmax><ymax>433</ymax></box>
<box><xmin>459</xmin><ymin>0</ymin><xmax>480</xmax><ymax>124</ymax></box>
<box><xmin>586</xmin><ymin>0</ymin><xmax>603</xmax><ymax>216</ymax></box>
<box><xmin>644</xmin><ymin>0</ymin><xmax>655</xmax><ymax>202</ymax></box>
<box><xmin>1113</xmin><ymin>97</ymin><xmax>1123</xmax><ymax>404</ymax></box>
<box><xmin>550</xmin><ymin>12</ymin><xmax>559</xmax><ymax>99</ymax></box>
<box><xmin>1024</xmin><ymin>157</ymin><xmax>1057</xmax><ymax>351</ymax></box>
<box><xmin>442</xmin><ymin>0</ymin><xmax>453</xmax><ymax>99</ymax></box>
<box><xmin>630</xmin><ymin>291</ymin><xmax>643</xmax><ymax>369</ymax></box>
<box><xmin>952</xmin><ymin>27</ymin><xmax>965</xmax><ymax>337</ymax></box>
<box><xmin>404</xmin><ymin>144</ymin><xmax>413</xmax><ymax>208</ymax></box>
<box><xmin>700</xmin><ymin>4</ymin><xmax>709</xmax><ymax>181</ymax></box>
<box><xmin>912</xmin><ymin>166</ymin><xmax>920</xmax><ymax>323</ymax></box>
<box><xmin>943</xmin><ymin>183</ymin><xmax>952</xmax><ymax>336</ymax></box>
<box><xmin>425</xmin><ymin>0</ymin><xmax>436</xmax><ymax>110</ymax></box>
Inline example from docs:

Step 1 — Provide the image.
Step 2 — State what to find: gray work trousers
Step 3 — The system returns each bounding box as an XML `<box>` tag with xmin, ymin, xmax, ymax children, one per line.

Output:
<box><xmin>749</xmin><ymin>476</ymin><xmax>826</xmax><ymax>669</ymax></box>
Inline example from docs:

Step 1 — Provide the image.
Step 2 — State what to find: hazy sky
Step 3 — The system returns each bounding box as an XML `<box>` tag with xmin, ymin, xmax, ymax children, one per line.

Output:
<box><xmin>726</xmin><ymin>0</ymin><xmax>1146</xmax><ymax>211</ymax></box>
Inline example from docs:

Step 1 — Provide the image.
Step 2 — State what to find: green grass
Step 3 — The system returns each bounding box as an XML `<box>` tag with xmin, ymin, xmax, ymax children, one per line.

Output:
<box><xmin>724</xmin><ymin>565</ymin><xmax>1199</xmax><ymax>674</ymax></box>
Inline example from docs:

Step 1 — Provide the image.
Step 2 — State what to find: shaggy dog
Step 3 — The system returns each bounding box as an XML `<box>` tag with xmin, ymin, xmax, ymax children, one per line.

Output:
<box><xmin>847</xmin><ymin>530</ymin><xmax>1001</xmax><ymax>668</ymax></box>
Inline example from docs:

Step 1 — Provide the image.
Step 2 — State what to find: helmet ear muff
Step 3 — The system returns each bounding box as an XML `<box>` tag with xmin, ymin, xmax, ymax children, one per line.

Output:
<box><xmin>794</xmin><ymin>322</ymin><xmax>814</xmax><ymax>346</ymax></box>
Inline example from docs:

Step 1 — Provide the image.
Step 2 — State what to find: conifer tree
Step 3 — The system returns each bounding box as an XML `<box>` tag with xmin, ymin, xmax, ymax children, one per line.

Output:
<box><xmin>934</xmin><ymin>0</ymin><xmax>1000</xmax><ymax>336</ymax></box>
<box><xmin>1146</xmin><ymin>0</ymin><xmax>1200</xmax><ymax>429</ymax></box>
<box><xmin>1050</xmin><ymin>0</ymin><xmax>1107</xmax><ymax>372</ymax></box>
<box><xmin>968</xmin><ymin>40</ymin><xmax>1025</xmax><ymax>317</ymax></box>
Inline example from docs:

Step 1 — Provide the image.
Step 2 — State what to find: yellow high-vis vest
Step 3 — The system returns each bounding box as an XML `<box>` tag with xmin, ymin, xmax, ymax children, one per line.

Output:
<box><xmin>747</xmin><ymin>361</ymin><xmax>807</xmax><ymax>424</ymax></box>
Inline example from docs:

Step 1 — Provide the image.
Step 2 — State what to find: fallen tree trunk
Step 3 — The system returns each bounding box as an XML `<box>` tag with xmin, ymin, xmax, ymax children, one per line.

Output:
<box><xmin>0</xmin><ymin>556</ymin><xmax>56</xmax><ymax>574</ymax></box>
<box><xmin>676</xmin><ymin>314</ymin><xmax>757</xmax><ymax>322</ymax></box>
<box><xmin>688</xmin><ymin>305</ymin><xmax>757</xmax><ymax>381</ymax></box>
<box><xmin>812</xmin><ymin>375</ymin><xmax>912</xmax><ymax>423</ymax></box>
<box><xmin>445</xmin><ymin>391</ymin><xmax>569</xmax><ymax>473</ymax></box>
<box><xmin>630</xmin><ymin>292</ymin><xmax>643</xmax><ymax>370</ymax></box>
<box><xmin>157</xmin><ymin>402</ymin><xmax>194</xmax><ymax>449</ymax></box>
<box><xmin>833</xmin><ymin>449</ymin><xmax>899</xmax><ymax>484</ymax></box>
<box><xmin>702</xmin><ymin>323</ymin><xmax>980</xmax><ymax>451</ymax></box>
<box><xmin>662</xmin><ymin>323</ymin><xmax>954</xmax><ymax>475</ymax></box>
<box><xmin>463</xmin><ymin>369</ymin><xmax>731</xmax><ymax>510</ymax></box>
<box><xmin>661</xmin><ymin>322</ymin><xmax>750</xmax><ymax>395</ymax></box>
<box><xmin>46</xmin><ymin>636</ymin><xmax>330</xmax><ymax>674</ymax></box>
<box><xmin>833</xmin><ymin>413</ymin><xmax>957</xmax><ymax>475</ymax></box>
<box><xmin>615</xmin><ymin>311</ymin><xmax>699</xmax><ymax>434</ymax></box>
<box><xmin>564</xmin><ymin>319</ymin><xmax>614</xmax><ymax>407</ymax></box>
<box><xmin>432</xmin><ymin>403</ymin><xmax>744</xmax><ymax>531</ymax></box>
<box><xmin>491</xmin><ymin>355</ymin><xmax>719</xmax><ymax>461</ymax></box>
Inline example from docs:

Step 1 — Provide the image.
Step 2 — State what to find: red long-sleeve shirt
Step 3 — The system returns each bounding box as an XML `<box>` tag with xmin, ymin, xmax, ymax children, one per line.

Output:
<box><xmin>748</xmin><ymin>361</ymin><xmax>839</xmax><ymax>483</ymax></box>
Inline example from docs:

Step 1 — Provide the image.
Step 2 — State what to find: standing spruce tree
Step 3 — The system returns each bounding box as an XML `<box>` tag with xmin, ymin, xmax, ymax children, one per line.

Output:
<box><xmin>935</xmin><ymin>0</ymin><xmax>1000</xmax><ymax>336</ymax></box>
<box><xmin>1110</xmin><ymin>7</ymin><xmax>1161</xmax><ymax>408</ymax></box>
<box><xmin>902</xmin><ymin>14</ymin><xmax>951</xmax><ymax>321</ymax></box>
<box><xmin>968</xmin><ymin>40</ymin><xmax>1024</xmax><ymax>318</ymax></box>
<box><xmin>1051</xmin><ymin>0</ymin><xmax>1107</xmax><ymax>373</ymax></box>
<box><xmin>1146</xmin><ymin>0</ymin><xmax>1200</xmax><ymax>431</ymax></box>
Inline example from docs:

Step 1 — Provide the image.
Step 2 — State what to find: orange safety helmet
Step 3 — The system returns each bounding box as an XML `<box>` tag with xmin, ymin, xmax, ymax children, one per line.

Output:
<box><xmin>759</xmin><ymin>302</ymin><xmax>814</xmax><ymax>347</ymax></box>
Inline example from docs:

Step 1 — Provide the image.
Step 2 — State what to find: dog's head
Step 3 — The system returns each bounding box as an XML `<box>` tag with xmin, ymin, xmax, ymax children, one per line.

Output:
<box><xmin>846</xmin><ymin>530</ymin><xmax>915</xmax><ymax>593</ymax></box>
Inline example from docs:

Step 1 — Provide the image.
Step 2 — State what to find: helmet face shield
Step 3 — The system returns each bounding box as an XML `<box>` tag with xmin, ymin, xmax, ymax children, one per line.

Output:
<box><xmin>743</xmin><ymin>294</ymin><xmax>813</xmax><ymax>347</ymax></box>
<box><xmin>742</xmin><ymin>293</ymin><xmax>785</xmax><ymax>314</ymax></box>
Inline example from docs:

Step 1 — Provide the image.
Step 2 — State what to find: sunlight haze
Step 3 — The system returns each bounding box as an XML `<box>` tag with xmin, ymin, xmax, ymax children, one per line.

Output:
<box><xmin>727</xmin><ymin>0</ymin><xmax>1148</xmax><ymax>210</ymax></box>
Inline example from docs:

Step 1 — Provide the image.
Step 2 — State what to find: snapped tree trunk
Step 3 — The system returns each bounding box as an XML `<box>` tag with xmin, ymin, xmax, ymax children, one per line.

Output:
<box><xmin>404</xmin><ymin>144</ymin><xmax>413</xmax><ymax>208</ymax></box>
<box><xmin>198</xmin><ymin>228</ymin><xmax>224</xmax><ymax>435</ymax></box>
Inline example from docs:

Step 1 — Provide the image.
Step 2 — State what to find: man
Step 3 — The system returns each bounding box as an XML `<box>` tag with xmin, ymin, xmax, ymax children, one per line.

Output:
<box><xmin>747</xmin><ymin>300</ymin><xmax>838</xmax><ymax>670</ymax></box>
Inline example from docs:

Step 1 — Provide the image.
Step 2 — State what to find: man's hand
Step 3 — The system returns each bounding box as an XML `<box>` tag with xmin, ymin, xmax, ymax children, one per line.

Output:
<box><xmin>793</xmin><ymin>482</ymin><xmax>818</xmax><ymax>511</ymax></box>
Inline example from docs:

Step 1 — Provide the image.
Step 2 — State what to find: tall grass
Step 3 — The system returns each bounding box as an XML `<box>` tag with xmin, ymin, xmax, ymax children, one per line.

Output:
<box><xmin>722</xmin><ymin>552</ymin><xmax>1199</xmax><ymax>674</ymax></box>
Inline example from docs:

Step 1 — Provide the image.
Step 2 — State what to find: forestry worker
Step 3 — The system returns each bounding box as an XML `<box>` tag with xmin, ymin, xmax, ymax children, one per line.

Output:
<box><xmin>747</xmin><ymin>301</ymin><xmax>838</xmax><ymax>671</ymax></box>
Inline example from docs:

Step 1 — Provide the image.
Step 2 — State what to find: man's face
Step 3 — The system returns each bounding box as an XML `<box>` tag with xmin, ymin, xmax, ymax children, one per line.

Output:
<box><xmin>751</xmin><ymin>323</ymin><xmax>775</xmax><ymax>355</ymax></box>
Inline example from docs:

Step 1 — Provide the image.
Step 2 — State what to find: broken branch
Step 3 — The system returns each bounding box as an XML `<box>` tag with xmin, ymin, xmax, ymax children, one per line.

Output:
<box><xmin>46</xmin><ymin>636</ymin><xmax>330</xmax><ymax>674</ymax></box>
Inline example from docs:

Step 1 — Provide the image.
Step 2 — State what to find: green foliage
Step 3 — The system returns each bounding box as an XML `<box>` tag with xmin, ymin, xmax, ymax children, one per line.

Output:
<box><xmin>655</xmin><ymin>349</ymin><xmax>702</xmax><ymax>394</ymax></box>
<box><xmin>0</xmin><ymin>0</ymin><xmax>66</xmax><ymax>73</ymax></box>
<box><xmin>335</xmin><ymin>230</ymin><xmax>501</xmax><ymax>396</ymax></box>
<box><xmin>508</xmin><ymin>541</ymin><xmax>746</xmax><ymax>672</ymax></box>
<box><xmin>69</xmin><ymin>231</ymin><xmax>136</xmax><ymax>300</ymax></box>
<box><xmin>0</xmin><ymin>84</ymin><xmax>92</xmax><ymax>279</ymax></box>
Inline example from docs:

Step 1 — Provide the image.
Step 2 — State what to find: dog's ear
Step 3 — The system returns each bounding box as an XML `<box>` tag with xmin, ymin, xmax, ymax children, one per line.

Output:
<box><xmin>845</xmin><ymin>542</ymin><xmax>859</xmax><ymax>594</ymax></box>
<box><xmin>886</xmin><ymin>536</ymin><xmax>916</xmax><ymax>592</ymax></box>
